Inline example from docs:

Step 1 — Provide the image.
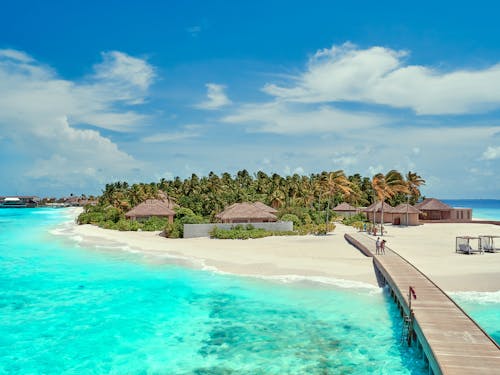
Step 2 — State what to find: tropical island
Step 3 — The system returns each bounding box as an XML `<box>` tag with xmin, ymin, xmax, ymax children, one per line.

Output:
<box><xmin>77</xmin><ymin>169</ymin><xmax>425</xmax><ymax>238</ymax></box>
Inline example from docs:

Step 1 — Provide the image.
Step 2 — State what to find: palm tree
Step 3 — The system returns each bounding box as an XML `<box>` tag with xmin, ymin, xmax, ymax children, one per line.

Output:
<box><xmin>406</xmin><ymin>171</ymin><xmax>426</xmax><ymax>204</ymax></box>
<box><xmin>372</xmin><ymin>170</ymin><xmax>409</xmax><ymax>234</ymax></box>
<box><xmin>325</xmin><ymin>170</ymin><xmax>352</xmax><ymax>206</ymax></box>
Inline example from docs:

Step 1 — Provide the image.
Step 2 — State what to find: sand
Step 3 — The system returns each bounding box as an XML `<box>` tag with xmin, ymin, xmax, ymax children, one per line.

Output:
<box><xmin>64</xmin><ymin>213</ymin><xmax>500</xmax><ymax>292</ymax></box>
<box><xmin>369</xmin><ymin>223</ymin><xmax>500</xmax><ymax>292</ymax></box>
<box><xmin>69</xmin><ymin>222</ymin><xmax>378</xmax><ymax>288</ymax></box>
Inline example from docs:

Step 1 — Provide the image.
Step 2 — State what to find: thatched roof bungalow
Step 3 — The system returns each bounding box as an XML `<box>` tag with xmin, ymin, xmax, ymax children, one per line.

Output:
<box><xmin>392</xmin><ymin>204</ymin><xmax>422</xmax><ymax>226</ymax></box>
<box><xmin>215</xmin><ymin>202</ymin><xmax>277</xmax><ymax>223</ymax></box>
<box><xmin>251</xmin><ymin>201</ymin><xmax>278</xmax><ymax>214</ymax></box>
<box><xmin>333</xmin><ymin>202</ymin><xmax>358</xmax><ymax>217</ymax></box>
<box><xmin>415</xmin><ymin>198</ymin><xmax>471</xmax><ymax>222</ymax></box>
<box><xmin>125</xmin><ymin>199</ymin><xmax>176</xmax><ymax>223</ymax></box>
<box><xmin>363</xmin><ymin>201</ymin><xmax>395</xmax><ymax>223</ymax></box>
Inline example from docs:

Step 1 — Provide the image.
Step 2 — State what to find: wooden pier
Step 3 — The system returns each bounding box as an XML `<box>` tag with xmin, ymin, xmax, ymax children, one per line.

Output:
<box><xmin>345</xmin><ymin>233</ymin><xmax>500</xmax><ymax>375</ymax></box>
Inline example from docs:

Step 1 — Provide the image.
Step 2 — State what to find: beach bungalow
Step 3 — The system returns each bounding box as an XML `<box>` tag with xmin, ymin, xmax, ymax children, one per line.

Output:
<box><xmin>415</xmin><ymin>198</ymin><xmax>472</xmax><ymax>222</ymax></box>
<box><xmin>362</xmin><ymin>201</ymin><xmax>395</xmax><ymax>223</ymax></box>
<box><xmin>391</xmin><ymin>203</ymin><xmax>421</xmax><ymax>226</ymax></box>
<box><xmin>333</xmin><ymin>202</ymin><xmax>358</xmax><ymax>218</ymax></box>
<box><xmin>125</xmin><ymin>199</ymin><xmax>176</xmax><ymax>223</ymax></box>
<box><xmin>251</xmin><ymin>201</ymin><xmax>278</xmax><ymax>214</ymax></box>
<box><xmin>215</xmin><ymin>202</ymin><xmax>277</xmax><ymax>223</ymax></box>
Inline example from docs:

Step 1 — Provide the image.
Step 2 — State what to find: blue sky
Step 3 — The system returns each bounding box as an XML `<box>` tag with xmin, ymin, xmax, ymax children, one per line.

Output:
<box><xmin>1</xmin><ymin>1</ymin><xmax>499</xmax><ymax>198</ymax></box>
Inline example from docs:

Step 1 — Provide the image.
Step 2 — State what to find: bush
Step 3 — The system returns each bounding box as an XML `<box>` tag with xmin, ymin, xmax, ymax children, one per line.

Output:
<box><xmin>342</xmin><ymin>213</ymin><xmax>367</xmax><ymax>226</ymax></box>
<box><xmin>280</xmin><ymin>213</ymin><xmax>301</xmax><ymax>228</ymax></box>
<box><xmin>164</xmin><ymin>222</ymin><xmax>182</xmax><ymax>238</ymax></box>
<box><xmin>209</xmin><ymin>226</ymin><xmax>296</xmax><ymax>239</ymax></box>
<box><xmin>142</xmin><ymin>216</ymin><xmax>169</xmax><ymax>231</ymax></box>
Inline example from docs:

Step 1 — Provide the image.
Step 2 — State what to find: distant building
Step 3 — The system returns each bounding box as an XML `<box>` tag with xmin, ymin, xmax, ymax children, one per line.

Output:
<box><xmin>415</xmin><ymin>198</ymin><xmax>472</xmax><ymax>222</ymax></box>
<box><xmin>125</xmin><ymin>199</ymin><xmax>176</xmax><ymax>223</ymax></box>
<box><xmin>391</xmin><ymin>203</ymin><xmax>422</xmax><ymax>226</ymax></box>
<box><xmin>0</xmin><ymin>196</ymin><xmax>40</xmax><ymax>208</ymax></box>
<box><xmin>362</xmin><ymin>201</ymin><xmax>395</xmax><ymax>223</ymax></box>
<box><xmin>215</xmin><ymin>202</ymin><xmax>277</xmax><ymax>223</ymax></box>
<box><xmin>333</xmin><ymin>202</ymin><xmax>358</xmax><ymax>217</ymax></box>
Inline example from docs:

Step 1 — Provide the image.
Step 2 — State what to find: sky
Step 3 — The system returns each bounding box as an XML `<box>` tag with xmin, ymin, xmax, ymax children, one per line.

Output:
<box><xmin>0</xmin><ymin>0</ymin><xmax>499</xmax><ymax>198</ymax></box>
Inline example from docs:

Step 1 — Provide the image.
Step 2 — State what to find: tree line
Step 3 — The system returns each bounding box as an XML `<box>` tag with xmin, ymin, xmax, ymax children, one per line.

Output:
<box><xmin>95</xmin><ymin>169</ymin><xmax>425</xmax><ymax>220</ymax></box>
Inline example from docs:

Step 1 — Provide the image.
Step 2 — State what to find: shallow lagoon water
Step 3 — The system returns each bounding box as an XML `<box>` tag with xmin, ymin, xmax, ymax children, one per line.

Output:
<box><xmin>0</xmin><ymin>207</ymin><xmax>473</xmax><ymax>374</ymax></box>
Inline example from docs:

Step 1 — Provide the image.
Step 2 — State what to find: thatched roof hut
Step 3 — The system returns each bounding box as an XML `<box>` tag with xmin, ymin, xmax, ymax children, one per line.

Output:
<box><xmin>393</xmin><ymin>204</ymin><xmax>422</xmax><ymax>214</ymax></box>
<box><xmin>415</xmin><ymin>198</ymin><xmax>452</xmax><ymax>211</ymax></box>
<box><xmin>333</xmin><ymin>202</ymin><xmax>358</xmax><ymax>217</ymax></box>
<box><xmin>392</xmin><ymin>204</ymin><xmax>422</xmax><ymax>226</ymax></box>
<box><xmin>215</xmin><ymin>202</ymin><xmax>277</xmax><ymax>223</ymax></box>
<box><xmin>363</xmin><ymin>201</ymin><xmax>394</xmax><ymax>213</ymax></box>
<box><xmin>363</xmin><ymin>201</ymin><xmax>395</xmax><ymax>223</ymax></box>
<box><xmin>251</xmin><ymin>201</ymin><xmax>278</xmax><ymax>214</ymax></box>
<box><xmin>125</xmin><ymin>199</ymin><xmax>176</xmax><ymax>222</ymax></box>
<box><xmin>415</xmin><ymin>198</ymin><xmax>453</xmax><ymax>220</ymax></box>
<box><xmin>333</xmin><ymin>202</ymin><xmax>357</xmax><ymax>212</ymax></box>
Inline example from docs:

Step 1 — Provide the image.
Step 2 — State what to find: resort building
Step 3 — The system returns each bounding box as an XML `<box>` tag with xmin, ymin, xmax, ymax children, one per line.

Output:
<box><xmin>415</xmin><ymin>198</ymin><xmax>472</xmax><ymax>222</ymax></box>
<box><xmin>125</xmin><ymin>199</ymin><xmax>176</xmax><ymax>223</ymax></box>
<box><xmin>0</xmin><ymin>196</ymin><xmax>40</xmax><ymax>208</ymax></box>
<box><xmin>363</xmin><ymin>201</ymin><xmax>395</xmax><ymax>223</ymax></box>
<box><xmin>333</xmin><ymin>202</ymin><xmax>358</xmax><ymax>217</ymax></box>
<box><xmin>391</xmin><ymin>203</ymin><xmax>422</xmax><ymax>226</ymax></box>
<box><xmin>215</xmin><ymin>202</ymin><xmax>278</xmax><ymax>223</ymax></box>
<box><xmin>251</xmin><ymin>201</ymin><xmax>278</xmax><ymax>214</ymax></box>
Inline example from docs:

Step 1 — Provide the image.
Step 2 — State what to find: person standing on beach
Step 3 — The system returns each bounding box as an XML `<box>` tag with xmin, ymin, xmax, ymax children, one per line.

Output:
<box><xmin>381</xmin><ymin>240</ymin><xmax>386</xmax><ymax>255</ymax></box>
<box><xmin>375</xmin><ymin>237</ymin><xmax>381</xmax><ymax>255</ymax></box>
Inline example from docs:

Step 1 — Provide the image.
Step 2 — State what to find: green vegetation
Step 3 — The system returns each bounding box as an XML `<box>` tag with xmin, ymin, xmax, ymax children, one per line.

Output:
<box><xmin>209</xmin><ymin>225</ymin><xmax>290</xmax><ymax>239</ymax></box>
<box><xmin>77</xmin><ymin>169</ymin><xmax>425</xmax><ymax>237</ymax></box>
<box><xmin>77</xmin><ymin>204</ymin><xmax>168</xmax><ymax>231</ymax></box>
<box><xmin>341</xmin><ymin>213</ymin><xmax>368</xmax><ymax>226</ymax></box>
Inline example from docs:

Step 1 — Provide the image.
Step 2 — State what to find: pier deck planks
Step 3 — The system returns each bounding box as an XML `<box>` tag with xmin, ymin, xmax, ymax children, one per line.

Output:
<box><xmin>346</xmin><ymin>233</ymin><xmax>500</xmax><ymax>375</ymax></box>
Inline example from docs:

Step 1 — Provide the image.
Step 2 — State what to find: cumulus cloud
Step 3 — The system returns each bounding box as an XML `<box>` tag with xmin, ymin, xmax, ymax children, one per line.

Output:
<box><xmin>222</xmin><ymin>101</ymin><xmax>387</xmax><ymax>134</ymax></box>
<box><xmin>481</xmin><ymin>146</ymin><xmax>500</xmax><ymax>160</ymax></box>
<box><xmin>196</xmin><ymin>83</ymin><xmax>231</xmax><ymax>110</ymax></box>
<box><xmin>263</xmin><ymin>43</ymin><xmax>500</xmax><ymax>115</ymax></box>
<box><xmin>0</xmin><ymin>49</ymin><xmax>154</xmax><ymax>192</ymax></box>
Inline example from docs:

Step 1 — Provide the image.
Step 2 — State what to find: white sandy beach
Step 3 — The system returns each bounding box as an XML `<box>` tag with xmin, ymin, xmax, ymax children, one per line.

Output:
<box><xmin>65</xmin><ymin>210</ymin><xmax>500</xmax><ymax>292</ymax></box>
<box><xmin>372</xmin><ymin>223</ymin><xmax>500</xmax><ymax>292</ymax></box>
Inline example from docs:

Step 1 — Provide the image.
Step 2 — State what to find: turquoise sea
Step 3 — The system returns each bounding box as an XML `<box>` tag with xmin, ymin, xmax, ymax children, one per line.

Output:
<box><xmin>442</xmin><ymin>199</ymin><xmax>500</xmax><ymax>344</ymax></box>
<box><xmin>0</xmin><ymin>208</ymin><xmax>497</xmax><ymax>374</ymax></box>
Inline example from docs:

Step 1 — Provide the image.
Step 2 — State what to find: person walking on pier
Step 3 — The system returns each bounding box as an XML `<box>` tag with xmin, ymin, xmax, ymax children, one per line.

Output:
<box><xmin>381</xmin><ymin>239</ymin><xmax>386</xmax><ymax>255</ymax></box>
<box><xmin>375</xmin><ymin>237</ymin><xmax>381</xmax><ymax>255</ymax></box>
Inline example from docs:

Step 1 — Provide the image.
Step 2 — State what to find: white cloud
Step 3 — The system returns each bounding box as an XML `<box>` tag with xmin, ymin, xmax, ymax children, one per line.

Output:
<box><xmin>263</xmin><ymin>43</ymin><xmax>500</xmax><ymax>115</ymax></box>
<box><xmin>196</xmin><ymin>83</ymin><xmax>231</xmax><ymax>110</ymax></box>
<box><xmin>222</xmin><ymin>101</ymin><xmax>387</xmax><ymax>134</ymax></box>
<box><xmin>0</xmin><ymin>49</ymin><xmax>34</xmax><ymax>63</ymax></box>
<box><xmin>0</xmin><ymin>50</ymin><xmax>153</xmax><ymax>191</ymax></box>
<box><xmin>142</xmin><ymin>125</ymin><xmax>202</xmax><ymax>143</ymax></box>
<box><xmin>481</xmin><ymin>146</ymin><xmax>500</xmax><ymax>160</ymax></box>
<box><xmin>92</xmin><ymin>51</ymin><xmax>155</xmax><ymax>92</ymax></box>
<box><xmin>283</xmin><ymin>166</ymin><xmax>305</xmax><ymax>175</ymax></box>
<box><xmin>368</xmin><ymin>165</ymin><xmax>384</xmax><ymax>175</ymax></box>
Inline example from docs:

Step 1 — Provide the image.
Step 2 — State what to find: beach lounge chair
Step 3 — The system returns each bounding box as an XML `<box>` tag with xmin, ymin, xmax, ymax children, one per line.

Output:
<box><xmin>458</xmin><ymin>243</ymin><xmax>472</xmax><ymax>254</ymax></box>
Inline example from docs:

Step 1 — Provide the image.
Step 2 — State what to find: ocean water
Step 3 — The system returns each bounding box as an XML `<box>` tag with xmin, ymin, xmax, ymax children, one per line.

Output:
<box><xmin>442</xmin><ymin>199</ymin><xmax>500</xmax><ymax>220</ymax></box>
<box><xmin>449</xmin><ymin>291</ymin><xmax>500</xmax><ymax>345</ymax></box>
<box><xmin>1</xmin><ymin>208</ymin><xmax>494</xmax><ymax>374</ymax></box>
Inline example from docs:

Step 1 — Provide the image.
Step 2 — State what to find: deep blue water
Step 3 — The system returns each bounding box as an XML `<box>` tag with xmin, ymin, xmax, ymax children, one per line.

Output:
<box><xmin>0</xmin><ymin>208</ymin><xmax>428</xmax><ymax>374</ymax></box>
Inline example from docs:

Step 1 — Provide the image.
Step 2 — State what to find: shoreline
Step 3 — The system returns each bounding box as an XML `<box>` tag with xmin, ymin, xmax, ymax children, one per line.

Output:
<box><xmin>56</xmin><ymin>208</ymin><xmax>500</xmax><ymax>293</ymax></box>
